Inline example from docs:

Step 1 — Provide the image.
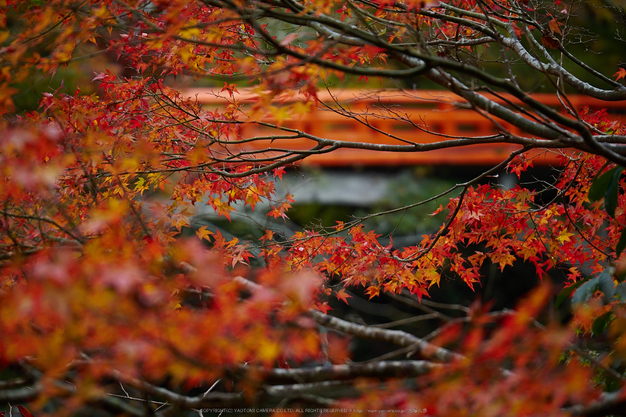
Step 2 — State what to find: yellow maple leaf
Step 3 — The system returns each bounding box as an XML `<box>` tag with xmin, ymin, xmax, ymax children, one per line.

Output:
<box><xmin>171</xmin><ymin>213</ymin><xmax>190</xmax><ymax>230</ymax></box>
<box><xmin>519</xmin><ymin>245</ymin><xmax>538</xmax><ymax>261</ymax></box>
<box><xmin>258</xmin><ymin>340</ymin><xmax>281</xmax><ymax>365</ymax></box>
<box><xmin>491</xmin><ymin>251</ymin><xmax>516</xmax><ymax>271</ymax></box>
<box><xmin>195</xmin><ymin>225</ymin><xmax>213</xmax><ymax>241</ymax></box>
<box><xmin>269</xmin><ymin>105</ymin><xmax>291</xmax><ymax>126</ymax></box>
<box><xmin>556</xmin><ymin>231</ymin><xmax>574</xmax><ymax>244</ymax></box>
<box><xmin>176</xmin><ymin>45</ymin><xmax>195</xmax><ymax>64</ymax></box>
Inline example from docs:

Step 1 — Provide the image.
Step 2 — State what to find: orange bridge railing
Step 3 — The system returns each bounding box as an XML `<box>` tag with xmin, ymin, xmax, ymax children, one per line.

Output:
<box><xmin>183</xmin><ymin>88</ymin><xmax>625</xmax><ymax>167</ymax></box>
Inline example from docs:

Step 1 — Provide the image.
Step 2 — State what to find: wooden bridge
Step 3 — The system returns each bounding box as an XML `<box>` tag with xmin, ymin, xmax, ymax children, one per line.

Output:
<box><xmin>183</xmin><ymin>88</ymin><xmax>625</xmax><ymax>167</ymax></box>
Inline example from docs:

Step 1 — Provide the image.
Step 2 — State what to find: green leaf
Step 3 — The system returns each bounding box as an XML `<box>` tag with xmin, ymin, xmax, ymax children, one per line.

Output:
<box><xmin>571</xmin><ymin>268</ymin><xmax>616</xmax><ymax>305</ymax></box>
<box><xmin>589</xmin><ymin>161</ymin><xmax>611</xmax><ymax>185</ymax></box>
<box><xmin>589</xmin><ymin>166</ymin><xmax>620</xmax><ymax>202</ymax></box>
<box><xmin>615</xmin><ymin>282</ymin><xmax>626</xmax><ymax>300</ymax></box>
<box><xmin>597</xmin><ymin>269</ymin><xmax>616</xmax><ymax>303</ymax></box>
<box><xmin>571</xmin><ymin>277</ymin><xmax>600</xmax><ymax>305</ymax></box>
<box><xmin>591</xmin><ymin>311</ymin><xmax>612</xmax><ymax>336</ymax></box>
<box><xmin>604</xmin><ymin>167</ymin><xmax>622</xmax><ymax>218</ymax></box>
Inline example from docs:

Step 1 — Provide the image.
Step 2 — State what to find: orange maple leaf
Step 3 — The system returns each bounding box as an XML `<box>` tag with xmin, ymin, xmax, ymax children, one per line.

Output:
<box><xmin>614</xmin><ymin>67</ymin><xmax>626</xmax><ymax>81</ymax></box>
<box><xmin>364</xmin><ymin>286</ymin><xmax>380</xmax><ymax>299</ymax></box>
<box><xmin>315</xmin><ymin>302</ymin><xmax>332</xmax><ymax>314</ymax></box>
<box><xmin>549</xmin><ymin>19</ymin><xmax>562</xmax><ymax>35</ymax></box>
<box><xmin>336</xmin><ymin>289</ymin><xmax>352</xmax><ymax>304</ymax></box>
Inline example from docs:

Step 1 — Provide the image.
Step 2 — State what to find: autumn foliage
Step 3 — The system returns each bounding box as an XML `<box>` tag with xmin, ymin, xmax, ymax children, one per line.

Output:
<box><xmin>1</xmin><ymin>0</ymin><xmax>626</xmax><ymax>416</ymax></box>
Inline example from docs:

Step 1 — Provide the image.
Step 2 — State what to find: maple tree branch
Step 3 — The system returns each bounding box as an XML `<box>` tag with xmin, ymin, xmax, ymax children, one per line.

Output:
<box><xmin>244</xmin><ymin>13</ymin><xmax>432</xmax><ymax>79</ymax></box>
<box><xmin>423</xmin><ymin>70</ymin><xmax>571</xmax><ymax>140</ymax></box>
<box><xmin>0</xmin><ymin>373</ymin><xmax>145</xmax><ymax>416</ymax></box>
<box><xmin>518</xmin><ymin>25</ymin><xmax>626</xmax><ymax>101</ymax></box>
<box><xmin>389</xmin><ymin>292</ymin><xmax>454</xmax><ymax>322</ymax></box>
<box><xmin>434</xmin><ymin>2</ymin><xmax>511</xmax><ymax>29</ymax></box>
<box><xmin>20</xmin><ymin>1</ymin><xmax>87</xmax><ymax>43</ymax></box>
<box><xmin>274</xmin><ymin>146</ymin><xmax>533</xmax><ymax>251</ymax></box>
<box><xmin>180</xmin><ymin>105</ymin><xmax>569</xmax><ymax>151</ymax></box>
<box><xmin>111</xmin><ymin>370</ymin><xmax>245</xmax><ymax>409</ymax></box>
<box><xmin>0</xmin><ymin>385</ymin><xmax>41</xmax><ymax>403</ymax></box>
<box><xmin>4</xmin><ymin>2</ymin><xmax>626</xmax><ymax>416</ymax></box>
<box><xmin>396</xmin><ymin>147</ymin><xmax>524</xmax><ymax>263</ymax></box>
<box><xmin>370</xmin><ymin>313</ymin><xmax>441</xmax><ymax>329</ymax></box>
<box><xmin>262</xmin><ymin>360</ymin><xmax>443</xmax><ymax>383</ymax></box>
<box><xmin>145</xmin><ymin>88</ymin><xmax>592</xmax><ymax>177</ymax></box>
<box><xmin>0</xmin><ymin>247</ymin><xmax>42</xmax><ymax>262</ymax></box>
<box><xmin>437</xmin><ymin>1</ymin><xmax>626</xmax><ymax>101</ymax></box>
<box><xmin>563</xmin><ymin>205</ymin><xmax>613</xmax><ymax>260</ymax></box>
<box><xmin>319</xmin><ymin>91</ymin><xmax>506</xmax><ymax>147</ymax></box>
<box><xmin>566</xmin><ymin>385</ymin><xmax>626</xmax><ymax>417</ymax></box>
<box><xmin>97</xmin><ymin>396</ymin><xmax>147</xmax><ymax>417</ymax></box>
<box><xmin>0</xmin><ymin>377</ymin><xmax>32</xmax><ymax>390</ymax></box>
<box><xmin>262</xmin><ymin>380</ymin><xmax>350</xmax><ymax>398</ymax></box>
<box><xmin>257</xmin><ymin>0</ymin><xmax>624</xmax><ymax>141</ymax></box>
<box><xmin>0</xmin><ymin>210</ymin><xmax>85</xmax><ymax>244</ymax></box>
<box><xmin>308</xmin><ymin>309</ymin><xmax>462</xmax><ymax>363</ymax></box>
<box><xmin>556</xmin><ymin>43</ymin><xmax>622</xmax><ymax>89</ymax></box>
<box><xmin>425</xmin><ymin>69</ymin><xmax>626</xmax><ymax>164</ymax></box>
<box><xmin>210</xmin><ymin>275</ymin><xmax>461</xmax><ymax>367</ymax></box>
<box><xmin>420</xmin><ymin>297</ymin><xmax>470</xmax><ymax>313</ymax></box>
<box><xmin>149</xmin><ymin>1</ymin><xmax>625</xmax><ymax>161</ymax></box>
